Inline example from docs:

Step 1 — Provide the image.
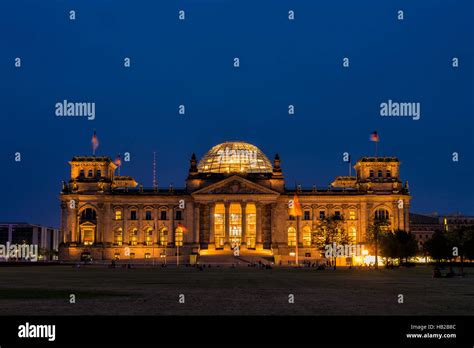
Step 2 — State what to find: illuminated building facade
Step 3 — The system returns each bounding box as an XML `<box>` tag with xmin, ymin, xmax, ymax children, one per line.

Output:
<box><xmin>59</xmin><ymin>141</ymin><xmax>411</xmax><ymax>263</ymax></box>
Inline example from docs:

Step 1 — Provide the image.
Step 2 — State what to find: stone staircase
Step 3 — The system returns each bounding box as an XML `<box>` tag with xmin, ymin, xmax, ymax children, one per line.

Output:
<box><xmin>198</xmin><ymin>251</ymin><xmax>274</xmax><ymax>266</ymax></box>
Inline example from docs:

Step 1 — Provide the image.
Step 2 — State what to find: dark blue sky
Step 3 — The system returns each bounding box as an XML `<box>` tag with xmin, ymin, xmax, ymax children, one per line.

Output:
<box><xmin>0</xmin><ymin>0</ymin><xmax>472</xmax><ymax>227</ymax></box>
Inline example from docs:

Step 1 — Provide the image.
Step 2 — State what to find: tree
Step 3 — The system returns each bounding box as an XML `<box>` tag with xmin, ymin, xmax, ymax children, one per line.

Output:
<box><xmin>393</xmin><ymin>229</ymin><xmax>418</xmax><ymax>264</ymax></box>
<box><xmin>423</xmin><ymin>230</ymin><xmax>450</xmax><ymax>264</ymax></box>
<box><xmin>366</xmin><ymin>218</ymin><xmax>390</xmax><ymax>269</ymax></box>
<box><xmin>379</xmin><ymin>232</ymin><xmax>398</xmax><ymax>263</ymax></box>
<box><xmin>447</xmin><ymin>226</ymin><xmax>474</xmax><ymax>275</ymax></box>
<box><xmin>313</xmin><ymin>214</ymin><xmax>352</xmax><ymax>269</ymax></box>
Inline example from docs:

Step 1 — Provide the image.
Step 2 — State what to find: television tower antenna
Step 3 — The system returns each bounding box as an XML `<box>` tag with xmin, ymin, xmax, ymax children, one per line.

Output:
<box><xmin>153</xmin><ymin>151</ymin><xmax>157</xmax><ymax>191</ymax></box>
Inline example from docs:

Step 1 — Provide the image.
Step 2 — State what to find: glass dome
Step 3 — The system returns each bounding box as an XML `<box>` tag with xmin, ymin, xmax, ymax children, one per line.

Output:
<box><xmin>198</xmin><ymin>141</ymin><xmax>273</xmax><ymax>174</ymax></box>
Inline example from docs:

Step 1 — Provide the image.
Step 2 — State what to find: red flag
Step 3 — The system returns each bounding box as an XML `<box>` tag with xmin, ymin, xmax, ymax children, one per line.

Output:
<box><xmin>177</xmin><ymin>223</ymin><xmax>188</xmax><ymax>233</ymax></box>
<box><xmin>369</xmin><ymin>131</ymin><xmax>379</xmax><ymax>142</ymax></box>
<box><xmin>91</xmin><ymin>130</ymin><xmax>99</xmax><ymax>154</ymax></box>
<box><xmin>114</xmin><ymin>154</ymin><xmax>122</xmax><ymax>167</ymax></box>
<box><xmin>289</xmin><ymin>194</ymin><xmax>303</xmax><ymax>217</ymax></box>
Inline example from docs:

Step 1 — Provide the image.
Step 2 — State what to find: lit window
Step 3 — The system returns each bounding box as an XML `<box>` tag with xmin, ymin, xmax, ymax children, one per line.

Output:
<box><xmin>214</xmin><ymin>203</ymin><xmax>225</xmax><ymax>248</ymax></box>
<box><xmin>130</xmin><ymin>229</ymin><xmax>138</xmax><ymax>246</ymax></box>
<box><xmin>129</xmin><ymin>253</ymin><xmax>135</xmax><ymax>259</ymax></box>
<box><xmin>288</xmin><ymin>227</ymin><xmax>297</xmax><ymax>247</ymax></box>
<box><xmin>114</xmin><ymin>229</ymin><xmax>123</xmax><ymax>246</ymax></box>
<box><xmin>114</xmin><ymin>253</ymin><xmax>120</xmax><ymax>260</ymax></box>
<box><xmin>145</xmin><ymin>253</ymin><xmax>151</xmax><ymax>259</ymax></box>
<box><xmin>245</xmin><ymin>203</ymin><xmax>256</xmax><ymax>249</ymax></box>
<box><xmin>302</xmin><ymin>226</ymin><xmax>311</xmax><ymax>247</ymax></box>
<box><xmin>159</xmin><ymin>228</ymin><xmax>168</xmax><ymax>246</ymax></box>
<box><xmin>349</xmin><ymin>211</ymin><xmax>356</xmax><ymax>220</ymax></box>
<box><xmin>145</xmin><ymin>228</ymin><xmax>153</xmax><ymax>245</ymax></box>
<box><xmin>115</xmin><ymin>210</ymin><xmax>122</xmax><ymax>220</ymax></box>
<box><xmin>175</xmin><ymin>227</ymin><xmax>184</xmax><ymax>247</ymax></box>
<box><xmin>82</xmin><ymin>229</ymin><xmax>94</xmax><ymax>245</ymax></box>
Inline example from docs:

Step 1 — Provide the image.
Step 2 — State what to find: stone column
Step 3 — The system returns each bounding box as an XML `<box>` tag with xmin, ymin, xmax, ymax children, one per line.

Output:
<box><xmin>241</xmin><ymin>202</ymin><xmax>247</xmax><ymax>249</ymax></box>
<box><xmin>404</xmin><ymin>202</ymin><xmax>410</xmax><ymax>231</ymax></box>
<box><xmin>209</xmin><ymin>203</ymin><xmax>215</xmax><ymax>247</ymax></box>
<box><xmin>224</xmin><ymin>202</ymin><xmax>230</xmax><ymax>250</ymax></box>
<box><xmin>154</xmin><ymin>205</ymin><xmax>159</xmax><ymax>244</ymax></box>
<box><xmin>123</xmin><ymin>205</ymin><xmax>129</xmax><ymax>245</ymax></box>
<box><xmin>69</xmin><ymin>206</ymin><xmax>78</xmax><ymax>243</ymax></box>
<box><xmin>256</xmin><ymin>203</ymin><xmax>263</xmax><ymax>250</ymax></box>
<box><xmin>169</xmin><ymin>205</ymin><xmax>175</xmax><ymax>245</ymax></box>
<box><xmin>194</xmin><ymin>204</ymin><xmax>200</xmax><ymax>245</ymax></box>
<box><xmin>137</xmin><ymin>205</ymin><xmax>143</xmax><ymax>244</ymax></box>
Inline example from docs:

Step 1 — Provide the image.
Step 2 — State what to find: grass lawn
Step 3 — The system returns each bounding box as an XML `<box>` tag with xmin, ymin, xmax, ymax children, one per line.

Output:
<box><xmin>0</xmin><ymin>265</ymin><xmax>472</xmax><ymax>315</ymax></box>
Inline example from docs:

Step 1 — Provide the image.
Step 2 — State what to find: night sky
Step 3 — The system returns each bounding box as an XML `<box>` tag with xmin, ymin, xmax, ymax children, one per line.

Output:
<box><xmin>0</xmin><ymin>0</ymin><xmax>472</xmax><ymax>228</ymax></box>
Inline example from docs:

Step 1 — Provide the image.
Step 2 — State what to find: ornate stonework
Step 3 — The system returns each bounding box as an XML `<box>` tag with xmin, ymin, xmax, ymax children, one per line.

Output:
<box><xmin>59</xmin><ymin>141</ymin><xmax>411</xmax><ymax>263</ymax></box>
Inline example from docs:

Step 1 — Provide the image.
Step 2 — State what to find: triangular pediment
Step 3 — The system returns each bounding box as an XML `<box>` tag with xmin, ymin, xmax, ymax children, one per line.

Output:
<box><xmin>192</xmin><ymin>175</ymin><xmax>279</xmax><ymax>195</ymax></box>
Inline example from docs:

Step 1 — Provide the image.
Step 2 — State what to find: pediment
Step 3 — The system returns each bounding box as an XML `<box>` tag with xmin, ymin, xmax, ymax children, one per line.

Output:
<box><xmin>192</xmin><ymin>176</ymin><xmax>279</xmax><ymax>195</ymax></box>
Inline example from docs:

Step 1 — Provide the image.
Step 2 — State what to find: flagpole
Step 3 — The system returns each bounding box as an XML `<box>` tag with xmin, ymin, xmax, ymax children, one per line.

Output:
<box><xmin>296</xmin><ymin>216</ymin><xmax>299</xmax><ymax>267</ymax></box>
<box><xmin>375</xmin><ymin>141</ymin><xmax>378</xmax><ymax>157</ymax></box>
<box><xmin>349</xmin><ymin>156</ymin><xmax>352</xmax><ymax>176</ymax></box>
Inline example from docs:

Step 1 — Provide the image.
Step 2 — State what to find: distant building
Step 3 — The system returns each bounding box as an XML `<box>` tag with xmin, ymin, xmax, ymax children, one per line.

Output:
<box><xmin>0</xmin><ymin>223</ymin><xmax>60</xmax><ymax>260</ymax></box>
<box><xmin>409</xmin><ymin>213</ymin><xmax>440</xmax><ymax>249</ymax></box>
<box><xmin>440</xmin><ymin>214</ymin><xmax>474</xmax><ymax>232</ymax></box>
<box><xmin>409</xmin><ymin>213</ymin><xmax>474</xmax><ymax>250</ymax></box>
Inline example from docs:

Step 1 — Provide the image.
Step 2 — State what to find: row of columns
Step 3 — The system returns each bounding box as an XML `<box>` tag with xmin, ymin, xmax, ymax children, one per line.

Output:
<box><xmin>206</xmin><ymin>201</ymin><xmax>264</xmax><ymax>248</ymax></box>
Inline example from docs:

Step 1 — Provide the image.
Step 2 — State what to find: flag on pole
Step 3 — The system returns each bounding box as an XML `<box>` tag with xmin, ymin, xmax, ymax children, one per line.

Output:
<box><xmin>91</xmin><ymin>130</ymin><xmax>99</xmax><ymax>155</ymax></box>
<box><xmin>369</xmin><ymin>131</ymin><xmax>379</xmax><ymax>142</ymax></box>
<box><xmin>177</xmin><ymin>223</ymin><xmax>188</xmax><ymax>233</ymax></box>
<box><xmin>114</xmin><ymin>154</ymin><xmax>122</xmax><ymax>167</ymax></box>
<box><xmin>289</xmin><ymin>193</ymin><xmax>303</xmax><ymax>217</ymax></box>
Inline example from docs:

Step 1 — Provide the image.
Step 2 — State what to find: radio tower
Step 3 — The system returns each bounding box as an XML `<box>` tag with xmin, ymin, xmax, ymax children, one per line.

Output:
<box><xmin>153</xmin><ymin>151</ymin><xmax>157</xmax><ymax>191</ymax></box>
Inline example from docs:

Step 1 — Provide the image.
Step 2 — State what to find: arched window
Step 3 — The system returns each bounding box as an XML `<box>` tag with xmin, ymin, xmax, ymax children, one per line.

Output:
<box><xmin>374</xmin><ymin>209</ymin><xmax>389</xmax><ymax>221</ymax></box>
<box><xmin>79</xmin><ymin>169</ymin><xmax>85</xmax><ymax>177</ymax></box>
<box><xmin>386</xmin><ymin>170</ymin><xmax>391</xmax><ymax>178</ymax></box>
<box><xmin>159</xmin><ymin>228</ymin><xmax>168</xmax><ymax>246</ymax></box>
<box><xmin>288</xmin><ymin>227</ymin><xmax>297</xmax><ymax>247</ymax></box>
<box><xmin>88</xmin><ymin>170</ymin><xmax>93</xmax><ymax>177</ymax></box>
<box><xmin>145</xmin><ymin>228</ymin><xmax>153</xmax><ymax>246</ymax></box>
<box><xmin>130</xmin><ymin>229</ymin><xmax>138</xmax><ymax>246</ymax></box>
<box><xmin>114</xmin><ymin>228</ymin><xmax>123</xmax><ymax>246</ymax></box>
<box><xmin>81</xmin><ymin>208</ymin><xmax>96</xmax><ymax>221</ymax></box>
<box><xmin>377</xmin><ymin>170</ymin><xmax>383</xmax><ymax>178</ymax></box>
<box><xmin>115</xmin><ymin>209</ymin><xmax>122</xmax><ymax>221</ymax></box>
<box><xmin>145</xmin><ymin>210</ymin><xmax>152</xmax><ymax>220</ymax></box>
<box><xmin>369</xmin><ymin>170</ymin><xmax>374</xmax><ymax>178</ymax></box>
<box><xmin>175</xmin><ymin>227</ymin><xmax>184</xmax><ymax>247</ymax></box>
<box><xmin>302</xmin><ymin>226</ymin><xmax>312</xmax><ymax>247</ymax></box>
